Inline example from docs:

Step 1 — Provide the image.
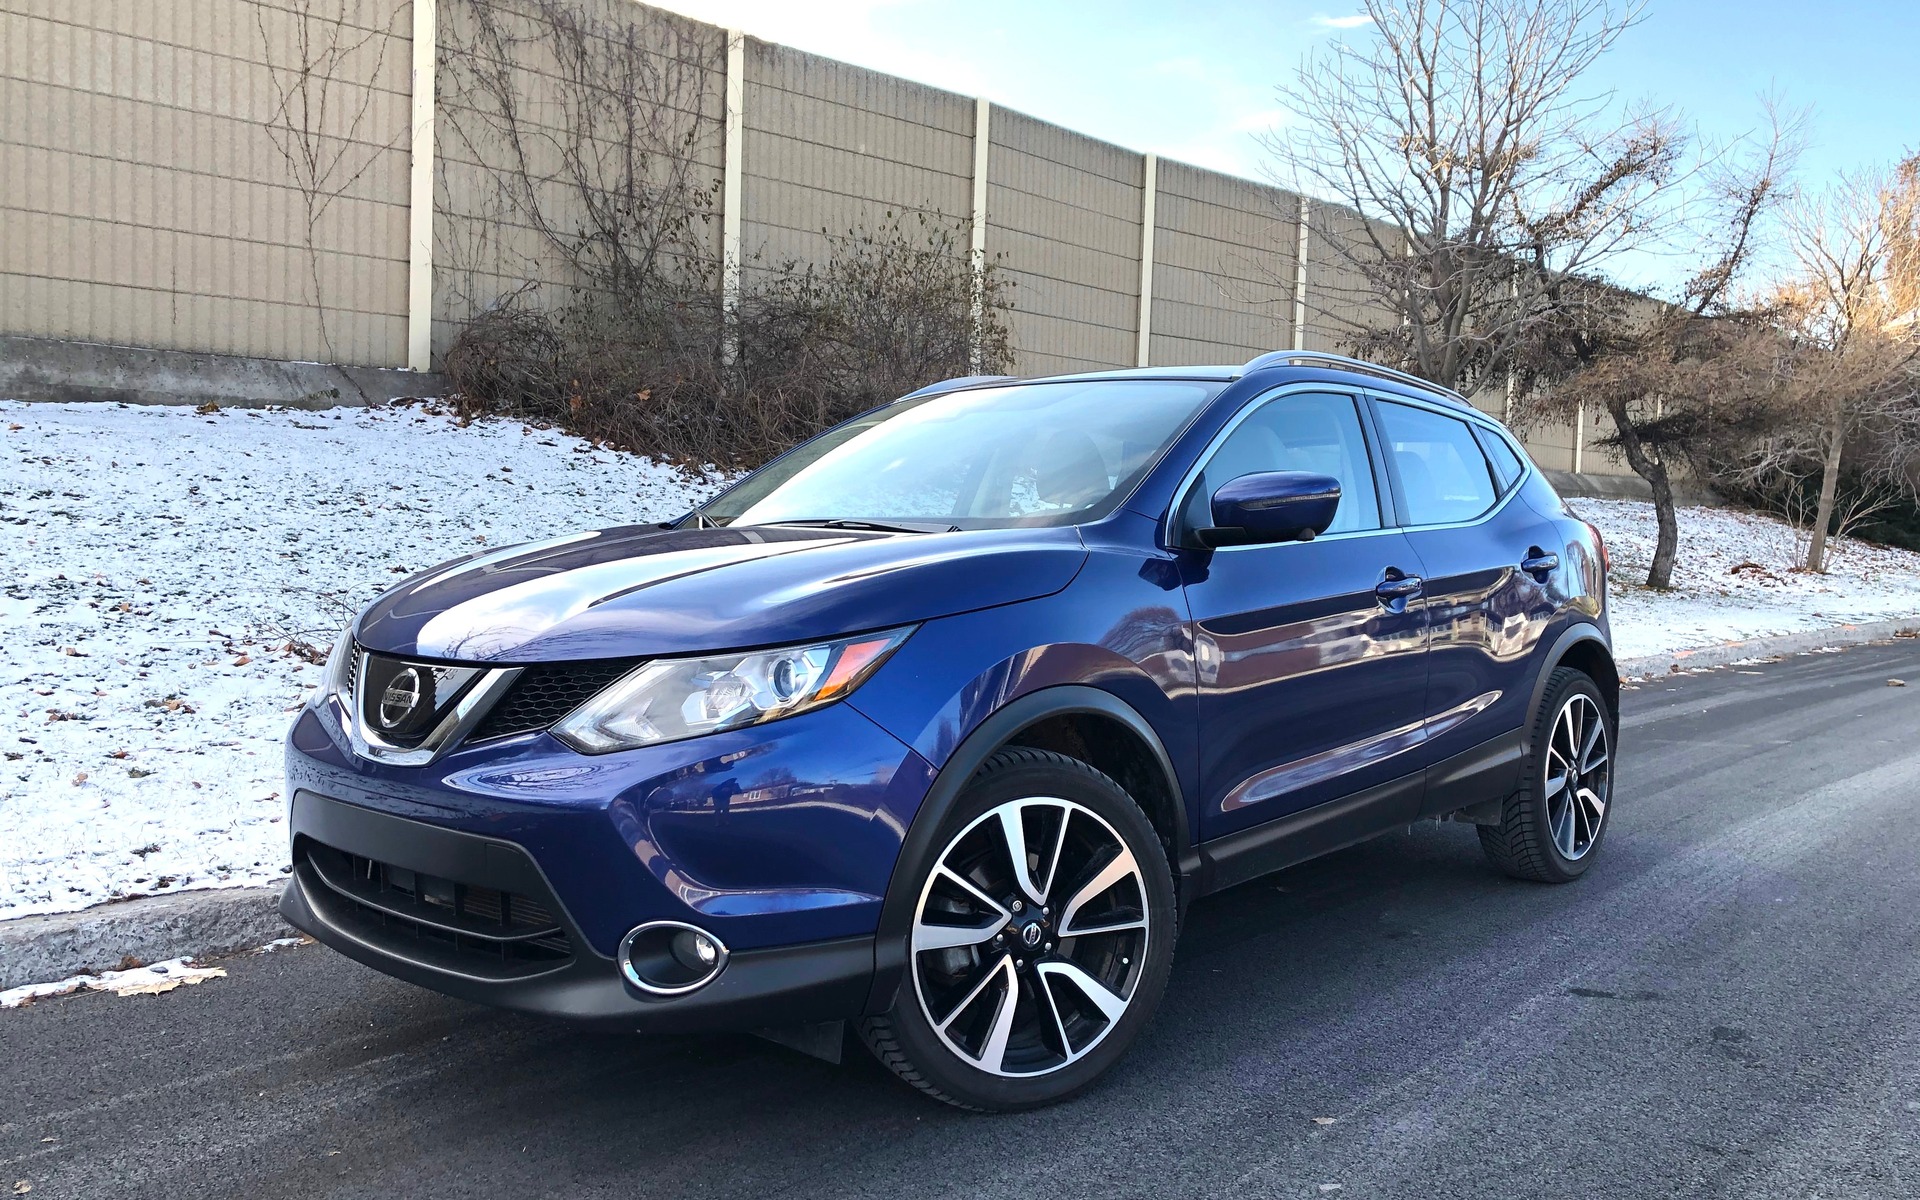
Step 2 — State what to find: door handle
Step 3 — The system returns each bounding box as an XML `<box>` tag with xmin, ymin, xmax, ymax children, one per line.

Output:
<box><xmin>1520</xmin><ymin>551</ymin><xmax>1560</xmax><ymax>578</ymax></box>
<box><xmin>1374</xmin><ymin>574</ymin><xmax>1424</xmax><ymax>602</ymax></box>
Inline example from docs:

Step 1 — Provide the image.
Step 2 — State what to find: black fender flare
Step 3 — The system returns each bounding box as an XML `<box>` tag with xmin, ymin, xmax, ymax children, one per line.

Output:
<box><xmin>1530</xmin><ymin>621</ymin><xmax>1616</xmax><ymax>721</ymax></box>
<box><xmin>863</xmin><ymin>684</ymin><xmax>1192</xmax><ymax>1014</ymax></box>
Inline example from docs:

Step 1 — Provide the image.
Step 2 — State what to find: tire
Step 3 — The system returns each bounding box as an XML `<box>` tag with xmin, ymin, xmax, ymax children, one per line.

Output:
<box><xmin>858</xmin><ymin>748</ymin><xmax>1177</xmax><ymax>1111</ymax></box>
<box><xmin>1479</xmin><ymin>667</ymin><xmax>1616</xmax><ymax>883</ymax></box>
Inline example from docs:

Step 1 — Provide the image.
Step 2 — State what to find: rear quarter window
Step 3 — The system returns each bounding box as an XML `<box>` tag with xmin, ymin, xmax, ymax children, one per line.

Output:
<box><xmin>1474</xmin><ymin>426</ymin><xmax>1527</xmax><ymax>492</ymax></box>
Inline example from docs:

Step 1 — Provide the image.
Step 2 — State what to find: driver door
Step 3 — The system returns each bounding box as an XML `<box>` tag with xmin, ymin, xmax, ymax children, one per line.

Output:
<box><xmin>1177</xmin><ymin>389</ymin><xmax>1430</xmax><ymax>849</ymax></box>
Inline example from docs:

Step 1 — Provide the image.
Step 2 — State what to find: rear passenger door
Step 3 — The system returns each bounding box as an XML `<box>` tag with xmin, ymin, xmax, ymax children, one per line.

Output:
<box><xmin>1369</xmin><ymin>398</ymin><xmax>1561</xmax><ymax>789</ymax></box>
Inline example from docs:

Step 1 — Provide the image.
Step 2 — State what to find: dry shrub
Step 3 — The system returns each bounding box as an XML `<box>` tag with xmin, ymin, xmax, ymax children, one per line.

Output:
<box><xmin>446</xmin><ymin>213</ymin><xmax>1013</xmax><ymax>469</ymax></box>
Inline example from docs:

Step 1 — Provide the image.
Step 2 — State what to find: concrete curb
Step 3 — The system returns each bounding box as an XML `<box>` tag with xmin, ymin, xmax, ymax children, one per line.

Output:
<box><xmin>0</xmin><ymin>883</ymin><xmax>290</xmax><ymax>991</ymax></box>
<box><xmin>1545</xmin><ymin>469</ymin><xmax>1722</xmax><ymax>507</ymax></box>
<box><xmin>1</xmin><ymin>333</ymin><xmax>446</xmax><ymax>410</ymax></box>
<box><xmin>1618</xmin><ymin>617</ymin><xmax>1920</xmax><ymax>680</ymax></box>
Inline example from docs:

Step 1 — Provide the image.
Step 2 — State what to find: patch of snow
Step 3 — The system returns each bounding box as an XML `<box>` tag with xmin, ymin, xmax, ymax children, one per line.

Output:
<box><xmin>1568</xmin><ymin>498</ymin><xmax>1920</xmax><ymax>661</ymax></box>
<box><xmin>1</xmin><ymin>400</ymin><xmax>724</xmax><ymax>919</ymax></box>
<box><xmin>0</xmin><ymin>956</ymin><xmax>226</xmax><ymax>1008</ymax></box>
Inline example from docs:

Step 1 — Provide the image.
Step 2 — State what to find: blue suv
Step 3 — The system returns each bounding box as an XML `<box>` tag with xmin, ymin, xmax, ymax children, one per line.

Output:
<box><xmin>282</xmin><ymin>352</ymin><xmax>1617</xmax><ymax>1110</ymax></box>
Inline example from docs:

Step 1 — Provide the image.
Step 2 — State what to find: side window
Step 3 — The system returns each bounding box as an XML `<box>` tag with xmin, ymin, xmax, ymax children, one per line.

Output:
<box><xmin>1473</xmin><ymin>425</ymin><xmax>1526</xmax><ymax>493</ymax></box>
<box><xmin>1182</xmin><ymin>392</ymin><xmax>1382</xmax><ymax>535</ymax></box>
<box><xmin>1376</xmin><ymin>402</ymin><xmax>1499</xmax><ymax>525</ymax></box>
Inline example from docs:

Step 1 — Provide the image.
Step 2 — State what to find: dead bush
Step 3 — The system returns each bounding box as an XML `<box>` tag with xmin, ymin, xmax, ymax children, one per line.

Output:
<box><xmin>447</xmin><ymin>212</ymin><xmax>1013</xmax><ymax>468</ymax></box>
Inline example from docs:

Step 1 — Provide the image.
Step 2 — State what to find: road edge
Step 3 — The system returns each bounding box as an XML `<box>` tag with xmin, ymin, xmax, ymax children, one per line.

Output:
<box><xmin>0</xmin><ymin>883</ymin><xmax>289</xmax><ymax>992</ymax></box>
<box><xmin>1618</xmin><ymin>616</ymin><xmax>1920</xmax><ymax>680</ymax></box>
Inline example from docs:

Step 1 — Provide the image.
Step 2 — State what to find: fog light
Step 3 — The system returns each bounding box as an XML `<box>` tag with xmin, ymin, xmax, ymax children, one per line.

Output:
<box><xmin>671</xmin><ymin>929</ymin><xmax>719</xmax><ymax>970</ymax></box>
<box><xmin>618</xmin><ymin>921</ymin><xmax>729</xmax><ymax>996</ymax></box>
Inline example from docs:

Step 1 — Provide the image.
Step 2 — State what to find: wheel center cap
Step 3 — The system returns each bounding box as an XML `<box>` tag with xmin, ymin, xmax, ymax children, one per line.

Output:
<box><xmin>1019</xmin><ymin>922</ymin><xmax>1043</xmax><ymax>948</ymax></box>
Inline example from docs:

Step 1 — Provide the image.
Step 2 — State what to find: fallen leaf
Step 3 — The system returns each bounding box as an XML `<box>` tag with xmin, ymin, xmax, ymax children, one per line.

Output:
<box><xmin>109</xmin><ymin>749</ymin><xmax>128</xmax><ymax>759</ymax></box>
<box><xmin>194</xmin><ymin>400</ymin><xmax>219</xmax><ymax>415</ymax></box>
<box><xmin>232</xmin><ymin>654</ymin><xmax>252</xmax><ymax>667</ymax></box>
<box><xmin>71</xmin><ymin>772</ymin><xmax>88</xmax><ymax>786</ymax></box>
<box><xmin>14</xmin><ymin>1180</ymin><xmax>31</xmax><ymax>1194</ymax></box>
<box><xmin>101</xmin><ymin>962</ymin><xmax>227</xmax><ymax>998</ymax></box>
<box><xmin>1311</xmin><ymin>1117</ymin><xmax>1338</xmax><ymax>1126</ymax></box>
<box><xmin>1891</xmin><ymin>679</ymin><xmax>1908</xmax><ymax>688</ymax></box>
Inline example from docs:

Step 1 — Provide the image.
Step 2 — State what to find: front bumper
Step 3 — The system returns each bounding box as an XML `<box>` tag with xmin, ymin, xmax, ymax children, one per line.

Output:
<box><xmin>283</xmin><ymin>693</ymin><xmax>936</xmax><ymax>1028</ymax></box>
<box><xmin>281</xmin><ymin>792</ymin><xmax>873</xmax><ymax>1030</ymax></box>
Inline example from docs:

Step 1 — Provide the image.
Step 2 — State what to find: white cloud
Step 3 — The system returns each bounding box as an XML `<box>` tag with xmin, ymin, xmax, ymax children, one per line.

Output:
<box><xmin>1311</xmin><ymin>13</ymin><xmax>1375</xmax><ymax>29</ymax></box>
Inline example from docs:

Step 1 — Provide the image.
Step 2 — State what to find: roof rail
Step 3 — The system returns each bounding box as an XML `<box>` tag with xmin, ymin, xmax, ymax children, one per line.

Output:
<box><xmin>1238</xmin><ymin>351</ymin><xmax>1469</xmax><ymax>406</ymax></box>
<box><xmin>900</xmin><ymin>374</ymin><xmax>1017</xmax><ymax>399</ymax></box>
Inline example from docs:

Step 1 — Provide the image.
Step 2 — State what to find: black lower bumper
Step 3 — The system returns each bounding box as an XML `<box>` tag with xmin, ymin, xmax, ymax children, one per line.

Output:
<box><xmin>282</xmin><ymin>792</ymin><xmax>876</xmax><ymax>1033</ymax></box>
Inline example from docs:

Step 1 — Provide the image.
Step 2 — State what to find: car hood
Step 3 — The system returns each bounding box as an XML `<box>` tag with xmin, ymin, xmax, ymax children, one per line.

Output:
<box><xmin>352</xmin><ymin>524</ymin><xmax>1088</xmax><ymax>663</ymax></box>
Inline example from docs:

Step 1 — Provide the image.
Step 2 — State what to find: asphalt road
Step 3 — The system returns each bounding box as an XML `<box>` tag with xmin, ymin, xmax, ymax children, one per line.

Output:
<box><xmin>6</xmin><ymin>640</ymin><xmax>1920</xmax><ymax>1199</ymax></box>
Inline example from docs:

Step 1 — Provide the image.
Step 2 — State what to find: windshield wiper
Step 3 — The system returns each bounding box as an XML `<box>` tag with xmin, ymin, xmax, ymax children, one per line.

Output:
<box><xmin>762</xmin><ymin>518</ymin><xmax>960</xmax><ymax>534</ymax></box>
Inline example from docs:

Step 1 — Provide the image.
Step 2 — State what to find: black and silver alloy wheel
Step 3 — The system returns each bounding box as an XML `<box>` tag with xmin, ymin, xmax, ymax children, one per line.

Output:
<box><xmin>1543</xmin><ymin>692</ymin><xmax>1609</xmax><ymax>861</ymax></box>
<box><xmin>911</xmin><ymin>796</ymin><xmax>1148</xmax><ymax>1077</ymax></box>
<box><xmin>1480</xmin><ymin>666</ymin><xmax>1616</xmax><ymax>883</ymax></box>
<box><xmin>862</xmin><ymin>748</ymin><xmax>1176</xmax><ymax>1110</ymax></box>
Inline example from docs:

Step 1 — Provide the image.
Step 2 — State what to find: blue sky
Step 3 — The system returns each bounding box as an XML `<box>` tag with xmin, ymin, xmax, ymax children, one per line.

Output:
<box><xmin>653</xmin><ymin>0</ymin><xmax>1916</xmax><ymax>196</ymax></box>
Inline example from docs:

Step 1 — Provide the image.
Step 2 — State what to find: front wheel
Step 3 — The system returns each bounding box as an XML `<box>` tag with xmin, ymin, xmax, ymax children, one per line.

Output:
<box><xmin>1479</xmin><ymin>666</ymin><xmax>1616</xmax><ymax>883</ymax></box>
<box><xmin>859</xmin><ymin>748</ymin><xmax>1177</xmax><ymax>1111</ymax></box>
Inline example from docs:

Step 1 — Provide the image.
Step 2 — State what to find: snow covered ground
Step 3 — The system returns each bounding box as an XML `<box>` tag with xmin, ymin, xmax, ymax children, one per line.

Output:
<box><xmin>1</xmin><ymin>400</ymin><xmax>722</xmax><ymax>920</ymax></box>
<box><xmin>1565</xmin><ymin>498</ymin><xmax>1920</xmax><ymax>661</ymax></box>
<box><xmin>3</xmin><ymin>400</ymin><xmax>1919</xmax><ymax>921</ymax></box>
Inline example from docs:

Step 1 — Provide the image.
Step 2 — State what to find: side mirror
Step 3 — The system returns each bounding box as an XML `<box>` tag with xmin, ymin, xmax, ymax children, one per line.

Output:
<box><xmin>1196</xmin><ymin>471</ymin><xmax>1341</xmax><ymax>548</ymax></box>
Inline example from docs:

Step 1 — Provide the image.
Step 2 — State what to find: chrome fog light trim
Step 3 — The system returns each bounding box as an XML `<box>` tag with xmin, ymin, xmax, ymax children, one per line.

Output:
<box><xmin>618</xmin><ymin>921</ymin><xmax>730</xmax><ymax>996</ymax></box>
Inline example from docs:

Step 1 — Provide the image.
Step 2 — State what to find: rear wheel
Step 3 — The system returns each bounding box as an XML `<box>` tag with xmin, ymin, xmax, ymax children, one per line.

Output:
<box><xmin>1479</xmin><ymin>667</ymin><xmax>1615</xmax><ymax>883</ymax></box>
<box><xmin>859</xmin><ymin>748</ymin><xmax>1176</xmax><ymax>1111</ymax></box>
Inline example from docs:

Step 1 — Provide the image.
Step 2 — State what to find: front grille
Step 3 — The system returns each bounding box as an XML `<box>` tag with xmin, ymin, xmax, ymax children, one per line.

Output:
<box><xmin>469</xmin><ymin>658</ymin><xmax>642</xmax><ymax>743</ymax></box>
<box><xmin>299</xmin><ymin>839</ymin><xmax>573</xmax><ymax>978</ymax></box>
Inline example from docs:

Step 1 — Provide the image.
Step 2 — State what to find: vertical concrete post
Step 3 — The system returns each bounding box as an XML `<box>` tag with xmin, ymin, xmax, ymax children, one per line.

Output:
<box><xmin>970</xmin><ymin>97</ymin><xmax>992</xmax><ymax>372</ymax></box>
<box><xmin>1136</xmin><ymin>152</ymin><xmax>1157</xmax><ymax>367</ymax></box>
<box><xmin>720</xmin><ymin>29</ymin><xmax>746</xmax><ymax>363</ymax></box>
<box><xmin>405</xmin><ymin>0</ymin><xmax>438</xmax><ymax>373</ymax></box>
<box><xmin>1503</xmin><ymin>274</ymin><xmax>1517</xmax><ymax>421</ymax></box>
<box><xmin>1292</xmin><ymin>195</ymin><xmax>1311</xmax><ymax>351</ymax></box>
<box><xmin>1573</xmin><ymin>402</ymin><xmax>1586</xmax><ymax>474</ymax></box>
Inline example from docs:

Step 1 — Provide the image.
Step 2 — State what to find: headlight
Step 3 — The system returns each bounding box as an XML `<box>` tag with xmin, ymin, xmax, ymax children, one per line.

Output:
<box><xmin>319</xmin><ymin>627</ymin><xmax>354</xmax><ymax>706</ymax></box>
<box><xmin>551</xmin><ymin>627</ymin><xmax>914</xmax><ymax>754</ymax></box>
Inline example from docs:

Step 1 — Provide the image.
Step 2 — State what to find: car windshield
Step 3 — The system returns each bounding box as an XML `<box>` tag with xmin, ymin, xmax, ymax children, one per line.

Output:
<box><xmin>701</xmin><ymin>378</ymin><xmax>1225</xmax><ymax>530</ymax></box>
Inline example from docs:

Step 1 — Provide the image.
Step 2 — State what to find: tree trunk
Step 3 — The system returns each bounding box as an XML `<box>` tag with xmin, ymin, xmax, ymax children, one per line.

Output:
<box><xmin>1645</xmin><ymin>466</ymin><xmax>1681</xmax><ymax>590</ymax></box>
<box><xmin>1805</xmin><ymin>414</ymin><xmax>1846</xmax><ymax>573</ymax></box>
<box><xmin>1604</xmin><ymin>395</ymin><xmax>1681</xmax><ymax>589</ymax></box>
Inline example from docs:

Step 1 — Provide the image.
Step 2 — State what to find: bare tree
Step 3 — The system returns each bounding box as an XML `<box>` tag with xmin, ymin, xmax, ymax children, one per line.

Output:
<box><xmin>437</xmin><ymin>0</ymin><xmax>723</xmax><ymax>309</ymax></box>
<box><xmin>1266</xmin><ymin>0</ymin><xmax>1688</xmax><ymax>398</ymax></box>
<box><xmin>1512</xmin><ymin>111</ymin><xmax>1801</xmax><ymax>588</ymax></box>
<box><xmin>435</xmin><ymin>1</ymin><xmax>1012</xmax><ymax>468</ymax></box>
<box><xmin>258</xmin><ymin>0</ymin><xmax>405</xmax><ymax>358</ymax></box>
<box><xmin>1736</xmin><ymin>158</ymin><xmax>1920</xmax><ymax>571</ymax></box>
